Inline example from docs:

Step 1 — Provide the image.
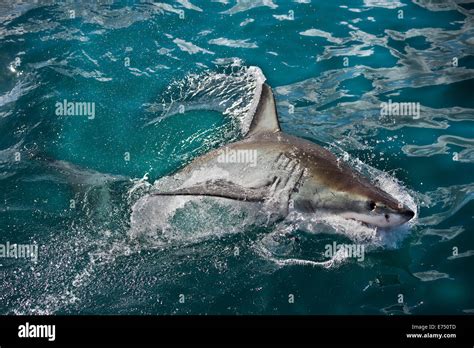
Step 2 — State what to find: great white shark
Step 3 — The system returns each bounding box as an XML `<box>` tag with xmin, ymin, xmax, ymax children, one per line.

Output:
<box><xmin>149</xmin><ymin>82</ymin><xmax>415</xmax><ymax>229</ymax></box>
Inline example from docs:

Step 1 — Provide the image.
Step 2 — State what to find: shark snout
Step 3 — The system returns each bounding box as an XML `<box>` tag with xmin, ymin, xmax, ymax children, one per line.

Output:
<box><xmin>378</xmin><ymin>206</ymin><xmax>415</xmax><ymax>228</ymax></box>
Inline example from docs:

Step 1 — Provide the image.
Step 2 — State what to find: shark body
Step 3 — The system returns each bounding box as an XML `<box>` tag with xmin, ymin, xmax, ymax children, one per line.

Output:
<box><xmin>151</xmin><ymin>83</ymin><xmax>415</xmax><ymax>229</ymax></box>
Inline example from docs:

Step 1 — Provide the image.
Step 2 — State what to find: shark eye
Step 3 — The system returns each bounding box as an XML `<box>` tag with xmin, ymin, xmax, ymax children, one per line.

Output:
<box><xmin>367</xmin><ymin>201</ymin><xmax>376</xmax><ymax>211</ymax></box>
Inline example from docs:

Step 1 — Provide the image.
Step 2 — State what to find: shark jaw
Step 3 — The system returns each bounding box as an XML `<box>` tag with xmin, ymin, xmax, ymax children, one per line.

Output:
<box><xmin>340</xmin><ymin>210</ymin><xmax>415</xmax><ymax>229</ymax></box>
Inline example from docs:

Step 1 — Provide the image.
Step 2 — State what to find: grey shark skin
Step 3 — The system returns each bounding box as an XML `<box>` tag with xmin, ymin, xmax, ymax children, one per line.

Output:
<box><xmin>152</xmin><ymin>83</ymin><xmax>415</xmax><ymax>229</ymax></box>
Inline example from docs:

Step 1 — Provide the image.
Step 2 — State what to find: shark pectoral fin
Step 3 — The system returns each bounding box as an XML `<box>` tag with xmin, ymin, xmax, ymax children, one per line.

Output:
<box><xmin>151</xmin><ymin>179</ymin><xmax>268</xmax><ymax>202</ymax></box>
<box><xmin>246</xmin><ymin>83</ymin><xmax>281</xmax><ymax>137</ymax></box>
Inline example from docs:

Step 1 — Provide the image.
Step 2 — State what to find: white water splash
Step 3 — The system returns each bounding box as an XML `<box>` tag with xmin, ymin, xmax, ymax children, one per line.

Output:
<box><xmin>145</xmin><ymin>65</ymin><xmax>266</xmax><ymax>136</ymax></box>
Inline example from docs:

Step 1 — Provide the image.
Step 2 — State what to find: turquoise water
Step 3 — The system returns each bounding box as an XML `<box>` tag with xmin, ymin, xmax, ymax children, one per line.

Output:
<box><xmin>0</xmin><ymin>0</ymin><xmax>473</xmax><ymax>314</ymax></box>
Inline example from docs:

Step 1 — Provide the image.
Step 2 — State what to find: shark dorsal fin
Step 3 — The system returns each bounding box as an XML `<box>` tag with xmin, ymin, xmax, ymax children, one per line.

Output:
<box><xmin>246</xmin><ymin>83</ymin><xmax>281</xmax><ymax>137</ymax></box>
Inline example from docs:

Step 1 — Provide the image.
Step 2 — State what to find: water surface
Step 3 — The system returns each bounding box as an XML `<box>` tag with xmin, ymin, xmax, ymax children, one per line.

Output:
<box><xmin>0</xmin><ymin>0</ymin><xmax>473</xmax><ymax>314</ymax></box>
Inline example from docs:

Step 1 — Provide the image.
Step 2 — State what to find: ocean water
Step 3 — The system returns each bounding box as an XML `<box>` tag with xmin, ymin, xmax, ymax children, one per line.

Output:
<box><xmin>0</xmin><ymin>0</ymin><xmax>473</xmax><ymax>315</ymax></box>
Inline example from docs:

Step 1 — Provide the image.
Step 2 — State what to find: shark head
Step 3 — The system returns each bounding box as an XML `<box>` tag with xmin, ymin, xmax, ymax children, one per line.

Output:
<box><xmin>337</xmin><ymin>192</ymin><xmax>415</xmax><ymax>228</ymax></box>
<box><xmin>295</xmin><ymin>166</ymin><xmax>416</xmax><ymax>229</ymax></box>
